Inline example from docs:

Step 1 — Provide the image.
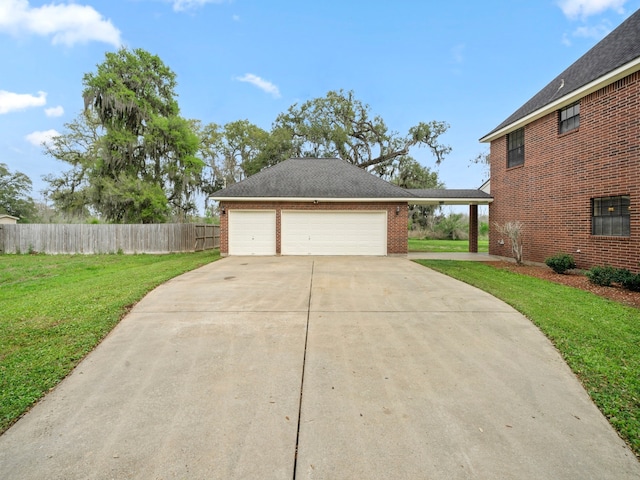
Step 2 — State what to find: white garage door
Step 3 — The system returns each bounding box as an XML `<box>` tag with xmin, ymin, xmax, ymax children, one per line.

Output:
<box><xmin>281</xmin><ymin>211</ymin><xmax>387</xmax><ymax>256</ymax></box>
<box><xmin>228</xmin><ymin>210</ymin><xmax>276</xmax><ymax>255</ymax></box>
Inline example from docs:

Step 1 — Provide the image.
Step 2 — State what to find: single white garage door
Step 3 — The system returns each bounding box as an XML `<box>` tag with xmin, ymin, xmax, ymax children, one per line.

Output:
<box><xmin>228</xmin><ymin>210</ymin><xmax>276</xmax><ymax>255</ymax></box>
<box><xmin>281</xmin><ymin>211</ymin><xmax>387</xmax><ymax>255</ymax></box>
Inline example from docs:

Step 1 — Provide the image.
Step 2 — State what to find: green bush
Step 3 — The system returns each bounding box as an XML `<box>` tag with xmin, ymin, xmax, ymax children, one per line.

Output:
<box><xmin>545</xmin><ymin>253</ymin><xmax>576</xmax><ymax>274</ymax></box>
<box><xmin>616</xmin><ymin>269</ymin><xmax>640</xmax><ymax>292</ymax></box>
<box><xmin>586</xmin><ymin>265</ymin><xmax>640</xmax><ymax>291</ymax></box>
<box><xmin>586</xmin><ymin>265</ymin><xmax>619</xmax><ymax>286</ymax></box>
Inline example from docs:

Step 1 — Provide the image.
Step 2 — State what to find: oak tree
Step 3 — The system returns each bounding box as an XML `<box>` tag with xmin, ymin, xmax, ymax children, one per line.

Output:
<box><xmin>46</xmin><ymin>48</ymin><xmax>203</xmax><ymax>223</ymax></box>
<box><xmin>273</xmin><ymin>89</ymin><xmax>451</xmax><ymax>176</ymax></box>
<box><xmin>0</xmin><ymin>163</ymin><xmax>37</xmax><ymax>222</ymax></box>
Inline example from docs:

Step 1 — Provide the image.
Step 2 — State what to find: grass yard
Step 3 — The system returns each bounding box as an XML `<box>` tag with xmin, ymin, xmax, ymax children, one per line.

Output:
<box><xmin>415</xmin><ymin>259</ymin><xmax>640</xmax><ymax>457</ymax></box>
<box><xmin>0</xmin><ymin>251</ymin><xmax>219</xmax><ymax>434</ymax></box>
<box><xmin>408</xmin><ymin>238</ymin><xmax>489</xmax><ymax>252</ymax></box>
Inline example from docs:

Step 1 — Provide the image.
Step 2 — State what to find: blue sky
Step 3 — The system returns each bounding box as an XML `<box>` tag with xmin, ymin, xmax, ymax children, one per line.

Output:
<box><xmin>1</xmin><ymin>0</ymin><xmax>639</xmax><ymax>212</ymax></box>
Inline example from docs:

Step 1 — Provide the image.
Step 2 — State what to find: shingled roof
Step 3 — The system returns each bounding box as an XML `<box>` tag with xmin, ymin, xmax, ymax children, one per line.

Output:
<box><xmin>210</xmin><ymin>158</ymin><xmax>493</xmax><ymax>204</ymax></box>
<box><xmin>481</xmin><ymin>8</ymin><xmax>640</xmax><ymax>141</ymax></box>
<box><xmin>408</xmin><ymin>189</ymin><xmax>493</xmax><ymax>204</ymax></box>
<box><xmin>210</xmin><ymin>158</ymin><xmax>414</xmax><ymax>200</ymax></box>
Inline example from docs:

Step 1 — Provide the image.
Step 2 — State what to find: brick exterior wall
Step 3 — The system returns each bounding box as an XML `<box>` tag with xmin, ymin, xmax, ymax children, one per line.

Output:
<box><xmin>219</xmin><ymin>201</ymin><xmax>408</xmax><ymax>255</ymax></box>
<box><xmin>489</xmin><ymin>70</ymin><xmax>640</xmax><ymax>271</ymax></box>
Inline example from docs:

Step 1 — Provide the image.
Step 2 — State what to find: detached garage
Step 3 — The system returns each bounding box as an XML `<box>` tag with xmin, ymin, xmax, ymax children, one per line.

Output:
<box><xmin>213</xmin><ymin>158</ymin><xmax>493</xmax><ymax>256</ymax></box>
<box><xmin>212</xmin><ymin>158</ymin><xmax>413</xmax><ymax>256</ymax></box>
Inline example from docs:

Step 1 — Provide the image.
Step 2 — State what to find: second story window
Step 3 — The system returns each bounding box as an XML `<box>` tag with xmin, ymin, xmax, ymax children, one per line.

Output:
<box><xmin>559</xmin><ymin>101</ymin><xmax>580</xmax><ymax>134</ymax></box>
<box><xmin>507</xmin><ymin>128</ymin><xmax>524</xmax><ymax>168</ymax></box>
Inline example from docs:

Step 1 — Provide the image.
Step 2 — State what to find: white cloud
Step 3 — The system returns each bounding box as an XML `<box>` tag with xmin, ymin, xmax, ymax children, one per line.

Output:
<box><xmin>25</xmin><ymin>129</ymin><xmax>60</xmax><ymax>147</ymax></box>
<box><xmin>0</xmin><ymin>90</ymin><xmax>46</xmax><ymax>114</ymax></box>
<box><xmin>573</xmin><ymin>22</ymin><xmax>612</xmax><ymax>38</ymax></box>
<box><xmin>232</xmin><ymin>14</ymin><xmax>240</xmax><ymax>21</ymax></box>
<box><xmin>236</xmin><ymin>73</ymin><xmax>281</xmax><ymax>98</ymax></box>
<box><xmin>172</xmin><ymin>0</ymin><xmax>225</xmax><ymax>12</ymax></box>
<box><xmin>0</xmin><ymin>0</ymin><xmax>121</xmax><ymax>47</ymax></box>
<box><xmin>45</xmin><ymin>105</ymin><xmax>64</xmax><ymax>117</ymax></box>
<box><xmin>562</xmin><ymin>19</ymin><xmax>612</xmax><ymax>45</ymax></box>
<box><xmin>557</xmin><ymin>0</ymin><xmax>627</xmax><ymax>19</ymax></box>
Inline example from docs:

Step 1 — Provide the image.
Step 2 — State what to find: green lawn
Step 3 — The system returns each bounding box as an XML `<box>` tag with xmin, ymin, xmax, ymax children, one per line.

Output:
<box><xmin>0</xmin><ymin>251</ymin><xmax>219</xmax><ymax>434</ymax></box>
<box><xmin>408</xmin><ymin>238</ymin><xmax>489</xmax><ymax>252</ymax></box>
<box><xmin>415</xmin><ymin>259</ymin><xmax>640</xmax><ymax>457</ymax></box>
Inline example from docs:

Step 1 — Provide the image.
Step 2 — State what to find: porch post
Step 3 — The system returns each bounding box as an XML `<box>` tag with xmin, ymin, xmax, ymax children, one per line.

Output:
<box><xmin>469</xmin><ymin>204</ymin><xmax>478</xmax><ymax>253</ymax></box>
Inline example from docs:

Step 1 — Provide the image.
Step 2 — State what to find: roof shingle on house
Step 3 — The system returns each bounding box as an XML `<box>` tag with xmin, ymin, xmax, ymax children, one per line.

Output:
<box><xmin>481</xmin><ymin>8</ymin><xmax>640</xmax><ymax>140</ymax></box>
<box><xmin>211</xmin><ymin>158</ymin><xmax>493</xmax><ymax>204</ymax></box>
<box><xmin>211</xmin><ymin>158</ymin><xmax>414</xmax><ymax>200</ymax></box>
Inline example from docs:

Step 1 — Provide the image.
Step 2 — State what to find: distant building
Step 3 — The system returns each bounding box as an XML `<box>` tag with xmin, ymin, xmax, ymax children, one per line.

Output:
<box><xmin>0</xmin><ymin>214</ymin><xmax>19</xmax><ymax>225</ymax></box>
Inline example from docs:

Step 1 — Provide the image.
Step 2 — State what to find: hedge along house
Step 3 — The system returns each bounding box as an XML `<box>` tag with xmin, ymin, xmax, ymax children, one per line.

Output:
<box><xmin>480</xmin><ymin>9</ymin><xmax>640</xmax><ymax>271</ymax></box>
<box><xmin>210</xmin><ymin>158</ymin><xmax>492</xmax><ymax>256</ymax></box>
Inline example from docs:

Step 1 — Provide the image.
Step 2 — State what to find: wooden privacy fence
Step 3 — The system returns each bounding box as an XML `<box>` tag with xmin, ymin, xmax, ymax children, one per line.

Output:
<box><xmin>0</xmin><ymin>224</ymin><xmax>220</xmax><ymax>254</ymax></box>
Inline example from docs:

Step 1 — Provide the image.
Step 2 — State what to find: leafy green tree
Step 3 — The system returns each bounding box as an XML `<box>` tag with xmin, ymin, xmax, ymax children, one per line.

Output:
<box><xmin>46</xmin><ymin>48</ymin><xmax>203</xmax><ymax>223</ymax></box>
<box><xmin>243</xmin><ymin>126</ymin><xmax>295</xmax><ymax>176</ymax></box>
<box><xmin>391</xmin><ymin>157</ymin><xmax>443</xmax><ymax>190</ymax></box>
<box><xmin>0</xmin><ymin>163</ymin><xmax>37</xmax><ymax>222</ymax></box>
<box><xmin>43</xmin><ymin>111</ymin><xmax>101</xmax><ymax>219</ymax></box>
<box><xmin>391</xmin><ymin>157</ymin><xmax>444</xmax><ymax>230</ymax></box>
<box><xmin>191</xmin><ymin>120</ymin><xmax>223</xmax><ymax>211</ymax></box>
<box><xmin>212</xmin><ymin>120</ymin><xmax>271</xmax><ymax>185</ymax></box>
<box><xmin>196</xmin><ymin>90</ymin><xmax>449</xmax><ymax>202</ymax></box>
<box><xmin>435</xmin><ymin>212</ymin><xmax>469</xmax><ymax>240</ymax></box>
<box><xmin>273</xmin><ymin>89</ymin><xmax>451</xmax><ymax>175</ymax></box>
<box><xmin>194</xmin><ymin>120</ymin><xmax>294</xmax><ymax>209</ymax></box>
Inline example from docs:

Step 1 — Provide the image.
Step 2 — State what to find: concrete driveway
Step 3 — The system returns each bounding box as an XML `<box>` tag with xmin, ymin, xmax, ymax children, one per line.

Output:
<box><xmin>1</xmin><ymin>256</ymin><xmax>638</xmax><ymax>479</ymax></box>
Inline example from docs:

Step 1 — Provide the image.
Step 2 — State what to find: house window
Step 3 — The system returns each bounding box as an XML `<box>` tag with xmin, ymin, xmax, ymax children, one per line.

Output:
<box><xmin>507</xmin><ymin>128</ymin><xmax>524</xmax><ymax>168</ymax></box>
<box><xmin>592</xmin><ymin>196</ymin><xmax>630</xmax><ymax>236</ymax></box>
<box><xmin>559</xmin><ymin>101</ymin><xmax>580</xmax><ymax>134</ymax></box>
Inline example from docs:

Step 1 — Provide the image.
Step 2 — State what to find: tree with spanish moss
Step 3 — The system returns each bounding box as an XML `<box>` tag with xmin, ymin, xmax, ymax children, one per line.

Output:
<box><xmin>273</xmin><ymin>89</ymin><xmax>451</xmax><ymax>177</ymax></box>
<box><xmin>46</xmin><ymin>48</ymin><xmax>203</xmax><ymax>223</ymax></box>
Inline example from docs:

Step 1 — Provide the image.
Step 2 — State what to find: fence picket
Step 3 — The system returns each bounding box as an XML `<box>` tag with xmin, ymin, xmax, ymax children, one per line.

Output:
<box><xmin>0</xmin><ymin>224</ymin><xmax>220</xmax><ymax>254</ymax></box>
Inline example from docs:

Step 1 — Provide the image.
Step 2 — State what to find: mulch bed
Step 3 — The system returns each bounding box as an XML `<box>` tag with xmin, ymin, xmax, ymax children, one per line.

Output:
<box><xmin>482</xmin><ymin>261</ymin><xmax>640</xmax><ymax>310</ymax></box>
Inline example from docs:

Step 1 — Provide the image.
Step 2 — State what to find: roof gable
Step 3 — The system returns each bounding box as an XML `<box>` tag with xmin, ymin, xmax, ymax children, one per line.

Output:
<box><xmin>482</xmin><ymin>8</ymin><xmax>640</xmax><ymax>141</ymax></box>
<box><xmin>211</xmin><ymin>158</ymin><xmax>414</xmax><ymax>200</ymax></box>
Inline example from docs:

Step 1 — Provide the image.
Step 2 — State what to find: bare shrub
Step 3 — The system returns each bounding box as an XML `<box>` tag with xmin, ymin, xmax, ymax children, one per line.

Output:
<box><xmin>494</xmin><ymin>220</ymin><xmax>524</xmax><ymax>265</ymax></box>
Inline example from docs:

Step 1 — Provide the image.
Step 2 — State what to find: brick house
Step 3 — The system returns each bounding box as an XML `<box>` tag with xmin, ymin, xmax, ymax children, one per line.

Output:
<box><xmin>211</xmin><ymin>157</ymin><xmax>491</xmax><ymax>256</ymax></box>
<box><xmin>480</xmin><ymin>9</ymin><xmax>640</xmax><ymax>271</ymax></box>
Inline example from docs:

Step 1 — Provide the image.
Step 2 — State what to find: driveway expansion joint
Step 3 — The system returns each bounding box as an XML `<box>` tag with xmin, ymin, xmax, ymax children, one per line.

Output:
<box><xmin>292</xmin><ymin>260</ymin><xmax>314</xmax><ymax>480</ymax></box>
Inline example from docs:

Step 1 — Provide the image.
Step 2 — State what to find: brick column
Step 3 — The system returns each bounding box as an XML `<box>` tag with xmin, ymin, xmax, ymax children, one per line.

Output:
<box><xmin>219</xmin><ymin>202</ymin><xmax>228</xmax><ymax>255</ymax></box>
<box><xmin>469</xmin><ymin>204</ymin><xmax>478</xmax><ymax>253</ymax></box>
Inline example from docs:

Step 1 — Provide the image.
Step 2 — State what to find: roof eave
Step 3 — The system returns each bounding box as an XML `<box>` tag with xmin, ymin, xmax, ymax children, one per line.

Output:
<box><xmin>479</xmin><ymin>57</ymin><xmax>640</xmax><ymax>143</ymax></box>
<box><xmin>210</xmin><ymin>196</ymin><xmax>413</xmax><ymax>203</ymax></box>
<box><xmin>210</xmin><ymin>196</ymin><xmax>493</xmax><ymax>205</ymax></box>
<box><xmin>407</xmin><ymin>198</ymin><xmax>493</xmax><ymax>205</ymax></box>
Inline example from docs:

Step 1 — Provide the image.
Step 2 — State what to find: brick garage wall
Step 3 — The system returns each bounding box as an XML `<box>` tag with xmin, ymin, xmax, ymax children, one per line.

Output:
<box><xmin>489</xmin><ymin>70</ymin><xmax>640</xmax><ymax>271</ymax></box>
<box><xmin>219</xmin><ymin>201</ymin><xmax>408</xmax><ymax>255</ymax></box>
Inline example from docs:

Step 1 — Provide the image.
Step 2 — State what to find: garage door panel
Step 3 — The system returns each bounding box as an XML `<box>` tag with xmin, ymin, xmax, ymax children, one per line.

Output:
<box><xmin>282</xmin><ymin>211</ymin><xmax>386</xmax><ymax>256</ymax></box>
<box><xmin>229</xmin><ymin>211</ymin><xmax>276</xmax><ymax>255</ymax></box>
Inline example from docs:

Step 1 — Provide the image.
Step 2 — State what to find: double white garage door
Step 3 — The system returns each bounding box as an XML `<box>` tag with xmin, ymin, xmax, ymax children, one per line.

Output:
<box><xmin>228</xmin><ymin>210</ymin><xmax>387</xmax><ymax>256</ymax></box>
